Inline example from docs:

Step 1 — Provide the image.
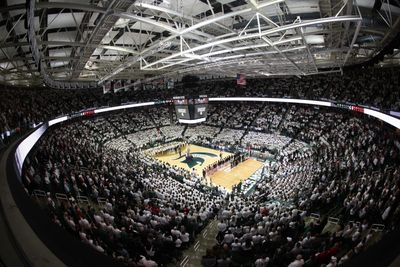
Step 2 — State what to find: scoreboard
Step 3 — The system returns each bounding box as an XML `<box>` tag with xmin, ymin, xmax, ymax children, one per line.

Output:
<box><xmin>194</xmin><ymin>97</ymin><xmax>209</xmax><ymax>119</ymax></box>
<box><xmin>173</xmin><ymin>97</ymin><xmax>190</xmax><ymax>120</ymax></box>
<box><xmin>173</xmin><ymin>95</ymin><xmax>209</xmax><ymax>123</ymax></box>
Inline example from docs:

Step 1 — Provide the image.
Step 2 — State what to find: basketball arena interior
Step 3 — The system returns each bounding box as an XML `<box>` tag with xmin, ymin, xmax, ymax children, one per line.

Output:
<box><xmin>1</xmin><ymin>0</ymin><xmax>400</xmax><ymax>267</ymax></box>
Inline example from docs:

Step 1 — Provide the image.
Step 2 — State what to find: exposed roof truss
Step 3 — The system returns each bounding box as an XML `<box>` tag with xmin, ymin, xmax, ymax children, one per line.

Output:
<box><xmin>0</xmin><ymin>0</ymin><xmax>399</xmax><ymax>86</ymax></box>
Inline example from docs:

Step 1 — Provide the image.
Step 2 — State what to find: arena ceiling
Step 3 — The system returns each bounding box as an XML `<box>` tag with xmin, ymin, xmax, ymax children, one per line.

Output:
<box><xmin>0</xmin><ymin>0</ymin><xmax>400</xmax><ymax>87</ymax></box>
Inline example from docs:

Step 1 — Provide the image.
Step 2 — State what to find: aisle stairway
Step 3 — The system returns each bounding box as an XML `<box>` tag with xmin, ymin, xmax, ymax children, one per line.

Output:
<box><xmin>240</xmin><ymin>104</ymin><xmax>266</xmax><ymax>142</ymax></box>
<box><xmin>168</xmin><ymin>219</ymin><xmax>219</xmax><ymax>267</ymax></box>
<box><xmin>181</xmin><ymin>125</ymin><xmax>189</xmax><ymax>137</ymax></box>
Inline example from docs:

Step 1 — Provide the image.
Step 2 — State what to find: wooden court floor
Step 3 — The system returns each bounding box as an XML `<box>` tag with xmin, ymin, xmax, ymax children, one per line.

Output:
<box><xmin>153</xmin><ymin>144</ymin><xmax>263</xmax><ymax>191</ymax></box>
<box><xmin>210</xmin><ymin>159</ymin><xmax>263</xmax><ymax>190</ymax></box>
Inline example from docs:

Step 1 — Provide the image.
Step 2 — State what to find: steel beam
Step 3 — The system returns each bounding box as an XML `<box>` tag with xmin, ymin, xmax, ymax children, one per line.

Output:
<box><xmin>71</xmin><ymin>0</ymin><xmax>132</xmax><ymax>78</ymax></box>
<box><xmin>134</xmin><ymin>2</ymin><xmax>232</xmax><ymax>33</ymax></box>
<box><xmin>140</xmin><ymin>15</ymin><xmax>362</xmax><ymax>70</ymax></box>
<box><xmin>117</xmin><ymin>12</ymin><xmax>180</xmax><ymax>34</ymax></box>
<box><xmin>69</xmin><ymin>0</ymin><xmax>101</xmax><ymax>69</ymax></box>
<box><xmin>261</xmin><ymin>36</ymin><xmax>305</xmax><ymax>74</ymax></box>
<box><xmin>342</xmin><ymin>20</ymin><xmax>362</xmax><ymax>67</ymax></box>
<box><xmin>0</xmin><ymin>1</ymin><xmax>33</xmax><ymax>74</ymax></box>
<box><xmin>36</xmin><ymin>2</ymin><xmax>107</xmax><ymax>13</ymax></box>
<box><xmin>297</xmin><ymin>25</ymin><xmax>318</xmax><ymax>72</ymax></box>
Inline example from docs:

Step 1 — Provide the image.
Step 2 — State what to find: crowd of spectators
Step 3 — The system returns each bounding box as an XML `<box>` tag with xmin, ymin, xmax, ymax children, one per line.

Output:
<box><xmin>24</xmin><ymin>118</ymin><xmax>224</xmax><ymax>266</ymax></box>
<box><xmin>200</xmin><ymin>105</ymin><xmax>400</xmax><ymax>267</ymax></box>
<box><xmin>185</xmin><ymin>125</ymin><xmax>219</xmax><ymax>142</ymax></box>
<box><xmin>17</xmin><ymin>99</ymin><xmax>400</xmax><ymax>267</ymax></box>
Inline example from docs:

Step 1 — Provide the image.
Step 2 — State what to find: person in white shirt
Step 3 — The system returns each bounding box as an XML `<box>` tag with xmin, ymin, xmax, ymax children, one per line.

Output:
<box><xmin>181</xmin><ymin>231</ymin><xmax>190</xmax><ymax>245</ymax></box>
<box><xmin>223</xmin><ymin>231</ymin><xmax>235</xmax><ymax>244</ymax></box>
<box><xmin>288</xmin><ymin>254</ymin><xmax>304</xmax><ymax>267</ymax></box>
<box><xmin>139</xmin><ymin>256</ymin><xmax>158</xmax><ymax>267</ymax></box>
<box><xmin>255</xmin><ymin>256</ymin><xmax>269</xmax><ymax>267</ymax></box>
<box><xmin>326</xmin><ymin>256</ymin><xmax>337</xmax><ymax>267</ymax></box>
<box><xmin>175</xmin><ymin>238</ymin><xmax>182</xmax><ymax>248</ymax></box>
<box><xmin>231</xmin><ymin>238</ymin><xmax>241</xmax><ymax>251</ymax></box>
<box><xmin>217</xmin><ymin>221</ymin><xmax>227</xmax><ymax>232</ymax></box>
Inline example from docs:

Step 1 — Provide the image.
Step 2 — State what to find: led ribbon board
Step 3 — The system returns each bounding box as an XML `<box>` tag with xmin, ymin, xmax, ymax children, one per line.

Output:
<box><xmin>209</xmin><ymin>97</ymin><xmax>332</xmax><ymax>107</ymax></box>
<box><xmin>15</xmin><ymin>123</ymin><xmax>47</xmax><ymax>177</ymax></box>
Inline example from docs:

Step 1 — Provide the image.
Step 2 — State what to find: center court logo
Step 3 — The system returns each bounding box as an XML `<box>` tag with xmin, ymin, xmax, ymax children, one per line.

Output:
<box><xmin>178</xmin><ymin>152</ymin><xmax>218</xmax><ymax>168</ymax></box>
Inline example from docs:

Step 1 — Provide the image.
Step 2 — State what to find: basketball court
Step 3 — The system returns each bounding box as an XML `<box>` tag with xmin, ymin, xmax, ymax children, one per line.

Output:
<box><xmin>210</xmin><ymin>159</ymin><xmax>263</xmax><ymax>190</ymax></box>
<box><xmin>151</xmin><ymin>144</ymin><xmax>263</xmax><ymax>191</ymax></box>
